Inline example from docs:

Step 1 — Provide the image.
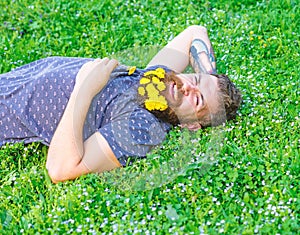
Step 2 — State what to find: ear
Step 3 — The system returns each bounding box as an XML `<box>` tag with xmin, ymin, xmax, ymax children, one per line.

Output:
<box><xmin>179</xmin><ymin>122</ymin><xmax>202</xmax><ymax>131</ymax></box>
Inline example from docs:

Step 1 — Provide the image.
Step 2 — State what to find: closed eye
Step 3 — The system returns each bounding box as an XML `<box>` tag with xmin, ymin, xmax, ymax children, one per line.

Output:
<box><xmin>200</xmin><ymin>94</ymin><xmax>204</xmax><ymax>106</ymax></box>
<box><xmin>196</xmin><ymin>95</ymin><xmax>199</xmax><ymax>106</ymax></box>
<box><xmin>194</xmin><ymin>74</ymin><xmax>201</xmax><ymax>85</ymax></box>
<box><xmin>196</xmin><ymin>93</ymin><xmax>205</xmax><ymax>109</ymax></box>
<box><xmin>193</xmin><ymin>76</ymin><xmax>197</xmax><ymax>85</ymax></box>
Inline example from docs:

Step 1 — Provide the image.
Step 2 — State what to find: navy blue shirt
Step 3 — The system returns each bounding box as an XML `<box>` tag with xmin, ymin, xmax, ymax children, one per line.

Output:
<box><xmin>0</xmin><ymin>57</ymin><xmax>170</xmax><ymax>165</ymax></box>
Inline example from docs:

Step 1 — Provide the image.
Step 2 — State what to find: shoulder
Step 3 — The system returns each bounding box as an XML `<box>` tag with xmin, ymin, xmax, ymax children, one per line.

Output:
<box><xmin>129</xmin><ymin>107</ymin><xmax>171</xmax><ymax>135</ymax></box>
<box><xmin>145</xmin><ymin>64</ymin><xmax>173</xmax><ymax>73</ymax></box>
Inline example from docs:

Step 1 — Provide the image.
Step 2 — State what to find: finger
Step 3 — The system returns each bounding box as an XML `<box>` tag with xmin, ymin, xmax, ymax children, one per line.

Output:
<box><xmin>84</xmin><ymin>61</ymin><xmax>94</xmax><ymax>66</ymax></box>
<box><xmin>107</xmin><ymin>59</ymin><xmax>119</xmax><ymax>69</ymax></box>
<box><xmin>100</xmin><ymin>57</ymin><xmax>110</xmax><ymax>64</ymax></box>
<box><xmin>93</xmin><ymin>58</ymin><xmax>118</xmax><ymax>71</ymax></box>
<box><xmin>81</xmin><ymin>61</ymin><xmax>94</xmax><ymax>70</ymax></box>
<box><xmin>93</xmin><ymin>58</ymin><xmax>107</xmax><ymax>66</ymax></box>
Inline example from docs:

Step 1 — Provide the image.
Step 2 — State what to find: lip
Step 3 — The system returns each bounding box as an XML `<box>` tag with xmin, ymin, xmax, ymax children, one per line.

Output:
<box><xmin>196</xmin><ymin>93</ymin><xmax>206</xmax><ymax>112</ymax></box>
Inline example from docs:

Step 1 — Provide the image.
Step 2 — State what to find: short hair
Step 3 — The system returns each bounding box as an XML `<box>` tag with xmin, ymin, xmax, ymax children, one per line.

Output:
<box><xmin>139</xmin><ymin>71</ymin><xmax>242</xmax><ymax>128</ymax></box>
<box><xmin>200</xmin><ymin>74</ymin><xmax>242</xmax><ymax>127</ymax></box>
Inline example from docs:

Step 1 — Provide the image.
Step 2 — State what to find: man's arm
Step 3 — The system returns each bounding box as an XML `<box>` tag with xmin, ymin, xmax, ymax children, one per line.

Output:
<box><xmin>46</xmin><ymin>58</ymin><xmax>120</xmax><ymax>183</ymax></box>
<box><xmin>147</xmin><ymin>25</ymin><xmax>216</xmax><ymax>74</ymax></box>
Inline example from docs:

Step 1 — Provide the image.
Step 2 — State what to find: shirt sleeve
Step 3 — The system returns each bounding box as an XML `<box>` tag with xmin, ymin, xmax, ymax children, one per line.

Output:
<box><xmin>98</xmin><ymin>108</ymin><xmax>169</xmax><ymax>166</ymax></box>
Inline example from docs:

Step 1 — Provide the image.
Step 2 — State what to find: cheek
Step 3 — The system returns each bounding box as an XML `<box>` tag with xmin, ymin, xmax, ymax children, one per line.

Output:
<box><xmin>174</xmin><ymin>103</ymin><xmax>197</xmax><ymax>121</ymax></box>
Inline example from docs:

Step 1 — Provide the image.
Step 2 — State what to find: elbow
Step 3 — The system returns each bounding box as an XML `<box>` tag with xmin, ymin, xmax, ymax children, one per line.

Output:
<box><xmin>46</xmin><ymin>156</ymin><xmax>63</xmax><ymax>183</ymax></box>
<box><xmin>46</xmin><ymin>145</ymin><xmax>86</xmax><ymax>183</ymax></box>
<box><xmin>47</xmin><ymin>166</ymin><xmax>65</xmax><ymax>184</ymax></box>
<box><xmin>46</xmin><ymin>158</ymin><xmax>69</xmax><ymax>183</ymax></box>
<box><xmin>188</xmin><ymin>25</ymin><xmax>208</xmax><ymax>34</ymax></box>
<box><xmin>46</xmin><ymin>147</ymin><xmax>78</xmax><ymax>183</ymax></box>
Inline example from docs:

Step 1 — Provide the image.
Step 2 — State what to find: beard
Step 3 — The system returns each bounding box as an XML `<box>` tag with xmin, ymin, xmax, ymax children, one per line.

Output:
<box><xmin>161</xmin><ymin>72</ymin><xmax>184</xmax><ymax>109</ymax></box>
<box><xmin>140</xmin><ymin>72</ymin><xmax>184</xmax><ymax>125</ymax></box>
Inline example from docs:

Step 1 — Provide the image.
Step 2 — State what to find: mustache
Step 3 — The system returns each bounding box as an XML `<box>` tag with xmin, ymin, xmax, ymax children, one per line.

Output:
<box><xmin>161</xmin><ymin>73</ymin><xmax>184</xmax><ymax>108</ymax></box>
<box><xmin>164</xmin><ymin>73</ymin><xmax>183</xmax><ymax>89</ymax></box>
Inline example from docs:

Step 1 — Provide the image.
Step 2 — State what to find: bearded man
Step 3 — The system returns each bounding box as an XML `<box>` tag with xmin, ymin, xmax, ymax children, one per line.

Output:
<box><xmin>0</xmin><ymin>26</ymin><xmax>241</xmax><ymax>183</ymax></box>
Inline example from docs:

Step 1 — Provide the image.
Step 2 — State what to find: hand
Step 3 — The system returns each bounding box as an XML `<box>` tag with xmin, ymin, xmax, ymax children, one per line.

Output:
<box><xmin>75</xmin><ymin>58</ymin><xmax>119</xmax><ymax>97</ymax></box>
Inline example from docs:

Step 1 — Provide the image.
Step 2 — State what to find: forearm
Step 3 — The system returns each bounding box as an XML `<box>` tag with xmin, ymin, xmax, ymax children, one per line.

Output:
<box><xmin>46</xmin><ymin>58</ymin><xmax>119</xmax><ymax>183</ymax></box>
<box><xmin>46</xmin><ymin>85</ymin><xmax>93</xmax><ymax>175</ymax></box>
<box><xmin>147</xmin><ymin>25</ymin><xmax>216</xmax><ymax>74</ymax></box>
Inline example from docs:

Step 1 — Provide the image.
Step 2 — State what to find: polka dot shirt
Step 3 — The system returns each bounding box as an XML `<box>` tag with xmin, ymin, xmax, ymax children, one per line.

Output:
<box><xmin>0</xmin><ymin>57</ymin><xmax>170</xmax><ymax>165</ymax></box>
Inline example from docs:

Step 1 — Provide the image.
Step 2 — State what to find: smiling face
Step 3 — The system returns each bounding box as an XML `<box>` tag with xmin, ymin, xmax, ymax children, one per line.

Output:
<box><xmin>162</xmin><ymin>73</ymin><xmax>220</xmax><ymax>127</ymax></box>
<box><xmin>137</xmin><ymin>68</ymin><xmax>224</xmax><ymax>129</ymax></box>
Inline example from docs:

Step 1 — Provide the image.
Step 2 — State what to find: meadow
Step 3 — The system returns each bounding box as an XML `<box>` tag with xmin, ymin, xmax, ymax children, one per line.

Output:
<box><xmin>0</xmin><ymin>0</ymin><xmax>299</xmax><ymax>234</ymax></box>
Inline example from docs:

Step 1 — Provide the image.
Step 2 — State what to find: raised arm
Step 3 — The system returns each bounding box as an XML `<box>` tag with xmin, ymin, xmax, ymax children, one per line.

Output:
<box><xmin>147</xmin><ymin>25</ymin><xmax>216</xmax><ymax>74</ymax></box>
<box><xmin>46</xmin><ymin>58</ymin><xmax>120</xmax><ymax>183</ymax></box>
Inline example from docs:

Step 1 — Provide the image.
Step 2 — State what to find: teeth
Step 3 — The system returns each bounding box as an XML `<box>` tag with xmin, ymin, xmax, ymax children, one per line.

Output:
<box><xmin>174</xmin><ymin>84</ymin><xmax>178</xmax><ymax>101</ymax></box>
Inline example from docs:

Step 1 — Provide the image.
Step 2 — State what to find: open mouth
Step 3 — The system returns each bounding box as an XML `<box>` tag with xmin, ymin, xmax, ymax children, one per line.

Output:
<box><xmin>170</xmin><ymin>81</ymin><xmax>178</xmax><ymax>103</ymax></box>
<box><xmin>174</xmin><ymin>83</ymin><xmax>178</xmax><ymax>101</ymax></box>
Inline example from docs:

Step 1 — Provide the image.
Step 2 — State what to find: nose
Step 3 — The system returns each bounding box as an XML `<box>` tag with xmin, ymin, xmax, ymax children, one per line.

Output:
<box><xmin>181</xmin><ymin>82</ymin><xmax>198</xmax><ymax>96</ymax></box>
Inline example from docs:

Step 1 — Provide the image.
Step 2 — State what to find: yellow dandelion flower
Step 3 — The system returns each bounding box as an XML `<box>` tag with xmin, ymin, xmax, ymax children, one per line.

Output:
<box><xmin>156</xmin><ymin>81</ymin><xmax>166</xmax><ymax>91</ymax></box>
<box><xmin>154</xmin><ymin>68</ymin><xmax>165</xmax><ymax>79</ymax></box>
<box><xmin>146</xmin><ymin>83</ymin><xmax>159</xmax><ymax>97</ymax></box>
<box><xmin>138</xmin><ymin>67</ymin><xmax>169</xmax><ymax>112</ymax></box>
<box><xmin>157</xmin><ymin>95</ymin><xmax>167</xmax><ymax>105</ymax></box>
<box><xmin>156</xmin><ymin>73</ymin><xmax>164</xmax><ymax>79</ymax></box>
<box><xmin>128</xmin><ymin>66</ymin><xmax>136</xmax><ymax>75</ymax></box>
<box><xmin>148</xmin><ymin>95</ymin><xmax>167</xmax><ymax>110</ymax></box>
<box><xmin>145</xmin><ymin>100</ymin><xmax>168</xmax><ymax>111</ymax></box>
<box><xmin>152</xmin><ymin>76</ymin><xmax>161</xmax><ymax>84</ymax></box>
<box><xmin>144</xmin><ymin>68</ymin><xmax>165</xmax><ymax>79</ymax></box>
<box><xmin>144</xmin><ymin>100</ymin><xmax>155</xmax><ymax>111</ymax></box>
<box><xmin>138</xmin><ymin>87</ymin><xmax>145</xmax><ymax>96</ymax></box>
<box><xmin>158</xmin><ymin>103</ymin><xmax>168</xmax><ymax>111</ymax></box>
<box><xmin>155</xmin><ymin>68</ymin><xmax>165</xmax><ymax>74</ymax></box>
<box><xmin>144</xmin><ymin>71</ymin><xmax>153</xmax><ymax>76</ymax></box>
<box><xmin>140</xmin><ymin>78</ymin><xmax>151</xmax><ymax>84</ymax></box>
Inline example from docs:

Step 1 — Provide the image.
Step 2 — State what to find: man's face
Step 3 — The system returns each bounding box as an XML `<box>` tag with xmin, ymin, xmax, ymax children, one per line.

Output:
<box><xmin>163</xmin><ymin>73</ymin><xmax>219</xmax><ymax>125</ymax></box>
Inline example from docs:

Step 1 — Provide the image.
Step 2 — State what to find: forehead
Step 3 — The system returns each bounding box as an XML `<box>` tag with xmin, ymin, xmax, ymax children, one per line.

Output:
<box><xmin>177</xmin><ymin>73</ymin><xmax>219</xmax><ymax>93</ymax></box>
<box><xmin>177</xmin><ymin>73</ymin><xmax>218</xmax><ymax>85</ymax></box>
<box><xmin>190</xmin><ymin>73</ymin><xmax>220</xmax><ymax>112</ymax></box>
<box><xmin>175</xmin><ymin>73</ymin><xmax>220</xmax><ymax>120</ymax></box>
<box><xmin>200</xmin><ymin>74</ymin><xmax>220</xmax><ymax>110</ymax></box>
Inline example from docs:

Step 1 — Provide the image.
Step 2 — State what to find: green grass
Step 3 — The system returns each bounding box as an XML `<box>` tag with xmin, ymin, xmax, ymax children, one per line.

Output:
<box><xmin>1</xmin><ymin>0</ymin><xmax>299</xmax><ymax>234</ymax></box>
